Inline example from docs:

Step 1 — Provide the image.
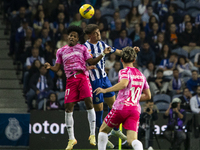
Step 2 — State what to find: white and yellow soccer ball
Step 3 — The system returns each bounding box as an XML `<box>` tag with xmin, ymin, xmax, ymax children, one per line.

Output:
<box><xmin>79</xmin><ymin>4</ymin><xmax>95</xmax><ymax>19</ymax></box>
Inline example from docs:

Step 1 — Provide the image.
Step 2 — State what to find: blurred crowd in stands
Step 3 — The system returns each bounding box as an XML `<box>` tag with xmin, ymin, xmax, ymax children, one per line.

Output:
<box><xmin>2</xmin><ymin>0</ymin><xmax>200</xmax><ymax>115</ymax></box>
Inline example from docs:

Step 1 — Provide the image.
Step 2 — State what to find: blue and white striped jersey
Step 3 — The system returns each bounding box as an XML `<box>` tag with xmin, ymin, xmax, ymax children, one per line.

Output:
<box><xmin>84</xmin><ymin>40</ymin><xmax>116</xmax><ymax>81</ymax></box>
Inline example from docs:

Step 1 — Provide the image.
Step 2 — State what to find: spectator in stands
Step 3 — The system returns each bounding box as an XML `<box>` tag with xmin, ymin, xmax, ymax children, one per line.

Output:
<box><xmin>41</xmin><ymin>21</ymin><xmax>54</xmax><ymax>39</ymax></box>
<box><xmin>159</xmin><ymin>53</ymin><xmax>178</xmax><ymax>76</ymax></box>
<box><xmin>27</xmin><ymin>0</ymin><xmax>43</xmax><ymax>15</ymax></box>
<box><xmin>141</xmin><ymin>5</ymin><xmax>159</xmax><ymax>27</ymax></box>
<box><xmin>153</xmin><ymin>32</ymin><xmax>165</xmax><ymax>55</ymax></box>
<box><xmin>148</xmin><ymin>22</ymin><xmax>160</xmax><ymax>47</ymax></box>
<box><xmin>154</xmin><ymin>0</ymin><xmax>168</xmax><ymax>23</ymax></box>
<box><xmin>125</xmin><ymin>7</ymin><xmax>141</xmax><ymax>29</ymax></box>
<box><xmin>89</xmin><ymin>9</ymin><xmax>108</xmax><ymax>30</ymax></box>
<box><xmin>50</xmin><ymin>3</ymin><xmax>69</xmax><ymax>23</ymax></box>
<box><xmin>26</xmin><ymin>65</ymin><xmax>54</xmax><ymax>112</ymax></box>
<box><xmin>114</xmin><ymin>29</ymin><xmax>132</xmax><ymax>50</ymax></box>
<box><xmin>190</xmin><ymin>86</ymin><xmax>200</xmax><ymax>114</ymax></box>
<box><xmin>15</xmin><ymin>18</ymin><xmax>34</xmax><ymax>43</ymax></box>
<box><xmin>187</xmin><ymin>70</ymin><xmax>200</xmax><ymax>94</ymax></box>
<box><xmin>195</xmin><ymin>13</ymin><xmax>200</xmax><ymax>29</ymax></box>
<box><xmin>54</xmin><ymin>23</ymin><xmax>65</xmax><ymax>43</ymax></box>
<box><xmin>43</xmin><ymin>0</ymin><xmax>60</xmax><ymax>19</ymax></box>
<box><xmin>178</xmin><ymin>21</ymin><xmax>200</xmax><ymax>53</ymax></box>
<box><xmin>145</xmin><ymin>15</ymin><xmax>158</xmax><ymax>36</ymax></box>
<box><xmin>149</xmin><ymin>69</ymin><xmax>170</xmax><ymax>95</ymax></box>
<box><xmin>179</xmin><ymin>88</ymin><xmax>192</xmax><ymax>112</ymax></box>
<box><xmin>129</xmin><ymin>23</ymin><xmax>140</xmax><ymax>43</ymax></box>
<box><xmin>133</xmin><ymin>60</ymin><xmax>143</xmax><ymax>72</ymax></box>
<box><xmin>101</xmin><ymin>30</ymin><xmax>112</xmax><ymax>47</ymax></box>
<box><xmin>178</xmin><ymin>14</ymin><xmax>192</xmax><ymax>33</ymax></box>
<box><xmin>177</xmin><ymin>56</ymin><xmax>193</xmax><ymax>77</ymax></box>
<box><xmin>165</xmin><ymin>3</ymin><xmax>180</xmax><ymax>25</ymax></box>
<box><xmin>194</xmin><ymin>52</ymin><xmax>200</xmax><ymax>72</ymax></box>
<box><xmin>138</xmin><ymin>0</ymin><xmax>151</xmax><ymax>15</ymax></box>
<box><xmin>33</xmin><ymin>10</ymin><xmax>47</xmax><ymax>36</ymax></box>
<box><xmin>44</xmin><ymin>41</ymin><xmax>55</xmax><ymax>63</ymax></box>
<box><xmin>137</xmin><ymin>41</ymin><xmax>156</xmax><ymax>68</ymax></box>
<box><xmin>110</xmin><ymin>11</ymin><xmax>120</xmax><ymax>30</ymax></box>
<box><xmin>69</xmin><ymin>12</ymin><xmax>82</xmax><ymax>27</ymax></box>
<box><xmin>133</xmin><ymin>30</ymin><xmax>147</xmax><ymax>47</ymax></box>
<box><xmin>168</xmin><ymin>69</ymin><xmax>185</xmax><ymax>97</ymax></box>
<box><xmin>138</xmin><ymin>99</ymin><xmax>158</xmax><ymax>150</ymax></box>
<box><xmin>143</xmin><ymin>61</ymin><xmax>157</xmax><ymax>80</ymax></box>
<box><xmin>108</xmin><ymin>61</ymin><xmax>121</xmax><ymax>85</ymax></box>
<box><xmin>165</xmin><ymin>23</ymin><xmax>179</xmax><ymax>49</ymax></box>
<box><xmin>10</xmin><ymin>0</ymin><xmax>30</xmax><ymax>17</ymax></box>
<box><xmin>105</xmin><ymin>53</ymin><xmax>116</xmax><ymax>74</ymax></box>
<box><xmin>56</xmin><ymin>32</ymin><xmax>68</xmax><ymax>48</ymax></box>
<box><xmin>46</xmin><ymin>93</ymin><xmax>61</xmax><ymax>110</ymax></box>
<box><xmin>53</xmin><ymin>69</ymin><xmax>66</xmax><ymax>101</ymax></box>
<box><xmin>163</xmin><ymin>98</ymin><xmax>186</xmax><ymax>150</ymax></box>
<box><xmin>157</xmin><ymin>44</ymin><xmax>171</xmax><ymax>65</ymax></box>
<box><xmin>26</xmin><ymin>38</ymin><xmax>43</xmax><ymax>59</ymax></box>
<box><xmin>109</xmin><ymin>19</ymin><xmax>123</xmax><ymax>42</ymax></box>
<box><xmin>81</xmin><ymin>21</ymin><xmax>87</xmax><ymax>32</ymax></box>
<box><xmin>161</xmin><ymin>15</ymin><xmax>174</xmax><ymax>33</ymax></box>
<box><xmin>26</xmin><ymin>47</ymin><xmax>45</xmax><ymax>70</ymax></box>
<box><xmin>40</xmin><ymin>28</ymin><xmax>51</xmax><ymax>48</ymax></box>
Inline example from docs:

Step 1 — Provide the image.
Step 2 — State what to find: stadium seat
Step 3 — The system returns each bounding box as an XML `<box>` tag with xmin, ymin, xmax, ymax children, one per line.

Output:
<box><xmin>190</xmin><ymin>49</ymin><xmax>200</xmax><ymax>59</ymax></box>
<box><xmin>156</xmin><ymin>102</ymin><xmax>170</xmax><ymax>112</ymax></box>
<box><xmin>153</xmin><ymin>94</ymin><xmax>171</xmax><ymax>104</ymax></box>
<box><xmin>187</xmin><ymin>8</ymin><xmax>200</xmax><ymax>16</ymax></box>
<box><xmin>119</xmin><ymin>8</ymin><xmax>130</xmax><ymax>19</ymax></box>
<box><xmin>38</xmin><ymin>99</ymin><xmax>44</xmax><ymax>110</ymax></box>
<box><xmin>118</xmin><ymin>0</ymin><xmax>132</xmax><ymax>9</ymax></box>
<box><xmin>191</xmin><ymin>10</ymin><xmax>200</xmax><ymax>18</ymax></box>
<box><xmin>133</xmin><ymin>0</ymin><xmax>141</xmax><ymax>7</ymax></box>
<box><xmin>171</xmin><ymin>1</ymin><xmax>185</xmax><ymax>10</ymax></box>
<box><xmin>171</xmin><ymin>48</ymin><xmax>188</xmax><ymax>58</ymax></box>
<box><xmin>151</xmin><ymin>1</ymin><xmax>158</xmax><ymax>7</ymax></box>
<box><xmin>139</xmin><ymin>101</ymin><xmax>145</xmax><ymax>106</ymax></box>
<box><xmin>182</xmin><ymin>76</ymin><xmax>191</xmax><ymax>83</ymax></box>
<box><xmin>103</xmin><ymin>16</ymin><xmax>114</xmax><ymax>24</ymax></box>
<box><xmin>59</xmin><ymin>99</ymin><xmax>64</xmax><ymax>107</ymax></box>
<box><xmin>172</xmin><ymin>94</ymin><xmax>182</xmax><ymax>100</ymax></box>
<box><xmin>127</xmin><ymin>27</ymin><xmax>135</xmax><ymax>36</ymax></box>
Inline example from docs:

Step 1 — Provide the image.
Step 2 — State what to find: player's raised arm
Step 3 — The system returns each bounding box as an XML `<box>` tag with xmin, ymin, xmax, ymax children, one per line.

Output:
<box><xmin>114</xmin><ymin>46</ymin><xmax>140</xmax><ymax>56</ymax></box>
<box><xmin>44</xmin><ymin>62</ymin><xmax>61</xmax><ymax>72</ymax></box>
<box><xmin>86</xmin><ymin>47</ymin><xmax>111</xmax><ymax>65</ymax></box>
<box><xmin>140</xmin><ymin>88</ymin><xmax>151</xmax><ymax>101</ymax></box>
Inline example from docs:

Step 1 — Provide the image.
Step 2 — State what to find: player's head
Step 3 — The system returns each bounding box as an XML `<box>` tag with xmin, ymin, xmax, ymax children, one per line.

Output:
<box><xmin>85</xmin><ymin>24</ymin><xmax>101</xmax><ymax>42</ymax></box>
<box><xmin>66</xmin><ymin>25</ymin><xmax>83</xmax><ymax>46</ymax></box>
<box><xmin>121</xmin><ymin>46</ymin><xmax>137</xmax><ymax>63</ymax></box>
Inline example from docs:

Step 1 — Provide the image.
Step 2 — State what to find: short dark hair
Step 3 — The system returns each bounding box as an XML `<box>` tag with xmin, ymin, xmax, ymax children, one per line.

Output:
<box><xmin>192</xmin><ymin>70</ymin><xmax>198</xmax><ymax>73</ymax></box>
<box><xmin>156</xmin><ymin>69</ymin><xmax>163</xmax><ymax>74</ymax></box>
<box><xmin>66</xmin><ymin>25</ymin><xmax>83</xmax><ymax>37</ymax></box>
<box><xmin>121</xmin><ymin>46</ymin><xmax>137</xmax><ymax>63</ymax></box>
<box><xmin>173</xmin><ymin>68</ymin><xmax>179</xmax><ymax>72</ymax></box>
<box><xmin>85</xmin><ymin>24</ymin><xmax>99</xmax><ymax>34</ymax></box>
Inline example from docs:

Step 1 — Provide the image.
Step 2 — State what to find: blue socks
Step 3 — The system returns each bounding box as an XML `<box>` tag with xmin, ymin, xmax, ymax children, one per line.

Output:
<box><xmin>96</xmin><ymin>110</ymin><xmax>103</xmax><ymax>132</ymax></box>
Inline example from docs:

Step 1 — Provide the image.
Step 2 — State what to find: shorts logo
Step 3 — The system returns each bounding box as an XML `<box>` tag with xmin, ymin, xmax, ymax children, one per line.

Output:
<box><xmin>96</xmin><ymin>97</ymin><xmax>100</xmax><ymax>102</ymax></box>
<box><xmin>110</xmin><ymin>122</ymin><xmax>118</xmax><ymax>126</ymax></box>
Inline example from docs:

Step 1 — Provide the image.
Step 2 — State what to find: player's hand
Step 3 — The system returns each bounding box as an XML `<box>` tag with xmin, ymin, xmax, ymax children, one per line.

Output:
<box><xmin>133</xmin><ymin>46</ymin><xmax>140</xmax><ymax>53</ymax></box>
<box><xmin>44</xmin><ymin>62</ymin><xmax>51</xmax><ymax>69</ymax></box>
<box><xmin>93</xmin><ymin>87</ymin><xmax>106</xmax><ymax>95</ymax></box>
<box><xmin>86</xmin><ymin>65</ymin><xmax>96</xmax><ymax>70</ymax></box>
<box><xmin>103</xmin><ymin>47</ymin><xmax>111</xmax><ymax>54</ymax></box>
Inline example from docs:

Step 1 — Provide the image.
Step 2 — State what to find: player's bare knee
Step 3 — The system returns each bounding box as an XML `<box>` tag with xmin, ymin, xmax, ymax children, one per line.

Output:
<box><xmin>84</xmin><ymin>97</ymin><xmax>93</xmax><ymax>110</ymax></box>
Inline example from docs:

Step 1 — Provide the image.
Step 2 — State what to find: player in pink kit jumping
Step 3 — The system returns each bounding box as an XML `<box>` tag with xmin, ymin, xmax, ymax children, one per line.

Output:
<box><xmin>94</xmin><ymin>46</ymin><xmax>151</xmax><ymax>150</ymax></box>
<box><xmin>44</xmin><ymin>26</ymin><xmax>111</xmax><ymax>150</ymax></box>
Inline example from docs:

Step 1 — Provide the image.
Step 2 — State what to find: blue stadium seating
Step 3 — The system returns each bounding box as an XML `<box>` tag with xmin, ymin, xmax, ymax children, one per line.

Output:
<box><xmin>153</xmin><ymin>94</ymin><xmax>171</xmax><ymax>104</ymax></box>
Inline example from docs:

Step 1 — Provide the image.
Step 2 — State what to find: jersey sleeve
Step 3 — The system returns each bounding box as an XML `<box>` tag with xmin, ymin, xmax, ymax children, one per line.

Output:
<box><xmin>119</xmin><ymin>69</ymin><xmax>129</xmax><ymax>81</ymax></box>
<box><xmin>105</xmin><ymin>43</ymin><xmax>116</xmax><ymax>53</ymax></box>
<box><xmin>55</xmin><ymin>49</ymin><xmax>63</xmax><ymax>65</ymax></box>
<box><xmin>83</xmin><ymin>45</ymin><xmax>92</xmax><ymax>61</ymax></box>
<box><xmin>143</xmin><ymin>76</ymin><xmax>149</xmax><ymax>90</ymax></box>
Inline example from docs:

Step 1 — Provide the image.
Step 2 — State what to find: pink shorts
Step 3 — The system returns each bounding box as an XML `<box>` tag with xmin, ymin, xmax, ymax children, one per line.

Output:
<box><xmin>64</xmin><ymin>73</ymin><xmax>92</xmax><ymax>104</ymax></box>
<box><xmin>104</xmin><ymin>108</ymin><xmax>140</xmax><ymax>132</ymax></box>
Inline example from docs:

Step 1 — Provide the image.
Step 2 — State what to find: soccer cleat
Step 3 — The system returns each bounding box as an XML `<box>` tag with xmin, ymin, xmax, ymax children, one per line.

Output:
<box><xmin>111</xmin><ymin>129</ymin><xmax>127</xmax><ymax>140</ymax></box>
<box><xmin>106</xmin><ymin>140</ymin><xmax>114</xmax><ymax>149</ymax></box>
<box><xmin>88</xmin><ymin>135</ymin><xmax>96</xmax><ymax>146</ymax></box>
<box><xmin>65</xmin><ymin>139</ymin><xmax>77</xmax><ymax>150</ymax></box>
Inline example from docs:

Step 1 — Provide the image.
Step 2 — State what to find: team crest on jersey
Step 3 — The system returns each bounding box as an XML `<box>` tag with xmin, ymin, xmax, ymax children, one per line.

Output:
<box><xmin>99</xmin><ymin>43</ymin><xmax>104</xmax><ymax>51</ymax></box>
<box><xmin>5</xmin><ymin>118</ymin><xmax>22</xmax><ymax>141</ymax></box>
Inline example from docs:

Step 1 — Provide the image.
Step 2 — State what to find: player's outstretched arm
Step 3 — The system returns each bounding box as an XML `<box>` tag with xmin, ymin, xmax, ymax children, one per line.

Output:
<box><xmin>140</xmin><ymin>88</ymin><xmax>151</xmax><ymax>102</ymax></box>
<box><xmin>44</xmin><ymin>62</ymin><xmax>61</xmax><ymax>72</ymax></box>
<box><xmin>94</xmin><ymin>79</ymin><xmax>129</xmax><ymax>95</ymax></box>
<box><xmin>86</xmin><ymin>47</ymin><xmax>111</xmax><ymax>65</ymax></box>
<box><xmin>114</xmin><ymin>46</ymin><xmax>140</xmax><ymax>56</ymax></box>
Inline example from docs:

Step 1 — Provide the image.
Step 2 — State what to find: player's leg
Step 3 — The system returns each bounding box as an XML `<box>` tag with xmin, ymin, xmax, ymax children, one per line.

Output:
<box><xmin>127</xmin><ymin>130</ymin><xmax>143</xmax><ymax>150</ymax></box>
<box><xmin>98</xmin><ymin>121</ymin><xmax>113</xmax><ymax>150</ymax></box>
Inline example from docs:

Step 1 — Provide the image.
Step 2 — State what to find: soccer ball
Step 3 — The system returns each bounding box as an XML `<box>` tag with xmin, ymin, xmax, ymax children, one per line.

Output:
<box><xmin>79</xmin><ymin>4</ymin><xmax>95</xmax><ymax>19</ymax></box>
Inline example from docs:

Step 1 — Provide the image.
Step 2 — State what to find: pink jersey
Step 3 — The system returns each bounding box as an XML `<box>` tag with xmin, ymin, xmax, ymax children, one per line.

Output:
<box><xmin>55</xmin><ymin>44</ymin><xmax>92</xmax><ymax>79</ymax></box>
<box><xmin>112</xmin><ymin>67</ymin><xmax>149</xmax><ymax>112</ymax></box>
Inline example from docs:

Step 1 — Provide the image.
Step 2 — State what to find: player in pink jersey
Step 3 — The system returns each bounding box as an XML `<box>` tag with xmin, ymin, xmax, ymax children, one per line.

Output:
<box><xmin>94</xmin><ymin>46</ymin><xmax>151</xmax><ymax>150</ymax></box>
<box><xmin>44</xmin><ymin>26</ymin><xmax>111</xmax><ymax>150</ymax></box>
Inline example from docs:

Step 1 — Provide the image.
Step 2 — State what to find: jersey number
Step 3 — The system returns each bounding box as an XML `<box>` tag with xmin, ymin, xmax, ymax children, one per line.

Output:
<box><xmin>127</xmin><ymin>87</ymin><xmax>141</xmax><ymax>104</ymax></box>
